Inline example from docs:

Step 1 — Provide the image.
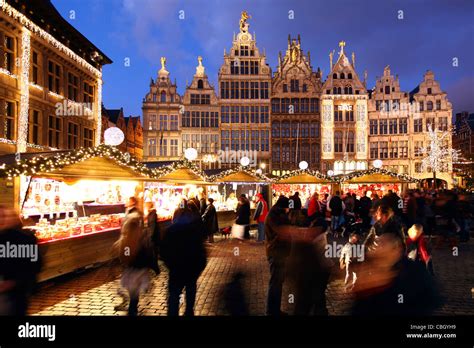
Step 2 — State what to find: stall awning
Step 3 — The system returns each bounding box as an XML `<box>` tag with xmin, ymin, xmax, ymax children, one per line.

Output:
<box><xmin>274</xmin><ymin>170</ymin><xmax>333</xmax><ymax>184</ymax></box>
<box><xmin>0</xmin><ymin>145</ymin><xmax>151</xmax><ymax>180</ymax></box>
<box><xmin>209</xmin><ymin>167</ymin><xmax>271</xmax><ymax>184</ymax></box>
<box><xmin>147</xmin><ymin>160</ymin><xmax>209</xmax><ymax>185</ymax></box>
<box><xmin>337</xmin><ymin>169</ymin><xmax>419</xmax><ymax>184</ymax></box>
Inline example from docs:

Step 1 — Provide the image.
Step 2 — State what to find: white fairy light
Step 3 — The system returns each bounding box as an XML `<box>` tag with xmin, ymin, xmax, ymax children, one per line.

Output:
<box><xmin>17</xmin><ymin>28</ymin><xmax>30</xmax><ymax>153</ymax></box>
<box><xmin>0</xmin><ymin>67</ymin><xmax>18</xmax><ymax>78</ymax></box>
<box><xmin>95</xmin><ymin>78</ymin><xmax>103</xmax><ymax>145</ymax></box>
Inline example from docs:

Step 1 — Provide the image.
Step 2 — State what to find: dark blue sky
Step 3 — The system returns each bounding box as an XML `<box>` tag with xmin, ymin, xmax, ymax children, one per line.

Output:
<box><xmin>52</xmin><ymin>0</ymin><xmax>474</xmax><ymax>117</ymax></box>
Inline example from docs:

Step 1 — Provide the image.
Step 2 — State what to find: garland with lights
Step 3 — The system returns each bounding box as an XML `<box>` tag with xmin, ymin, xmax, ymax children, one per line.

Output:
<box><xmin>276</xmin><ymin>168</ymin><xmax>333</xmax><ymax>182</ymax></box>
<box><xmin>149</xmin><ymin>158</ymin><xmax>208</xmax><ymax>181</ymax></box>
<box><xmin>207</xmin><ymin>166</ymin><xmax>272</xmax><ymax>183</ymax></box>
<box><xmin>0</xmin><ymin>144</ymin><xmax>152</xmax><ymax>178</ymax></box>
<box><xmin>335</xmin><ymin>167</ymin><xmax>421</xmax><ymax>184</ymax></box>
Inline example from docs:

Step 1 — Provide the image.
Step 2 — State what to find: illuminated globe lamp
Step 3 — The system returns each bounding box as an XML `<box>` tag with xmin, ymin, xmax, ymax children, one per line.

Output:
<box><xmin>104</xmin><ymin>127</ymin><xmax>125</xmax><ymax>146</ymax></box>
<box><xmin>327</xmin><ymin>170</ymin><xmax>334</xmax><ymax>177</ymax></box>
<box><xmin>299</xmin><ymin>161</ymin><xmax>309</xmax><ymax>170</ymax></box>
<box><xmin>373</xmin><ymin>159</ymin><xmax>383</xmax><ymax>169</ymax></box>
<box><xmin>240</xmin><ymin>156</ymin><xmax>250</xmax><ymax>167</ymax></box>
<box><xmin>256</xmin><ymin>169</ymin><xmax>263</xmax><ymax>175</ymax></box>
<box><xmin>184</xmin><ymin>148</ymin><xmax>198</xmax><ymax>161</ymax></box>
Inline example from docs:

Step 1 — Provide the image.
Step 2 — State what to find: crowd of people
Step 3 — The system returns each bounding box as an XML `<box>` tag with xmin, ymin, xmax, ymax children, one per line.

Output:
<box><xmin>0</xmin><ymin>187</ymin><xmax>472</xmax><ymax>317</ymax></box>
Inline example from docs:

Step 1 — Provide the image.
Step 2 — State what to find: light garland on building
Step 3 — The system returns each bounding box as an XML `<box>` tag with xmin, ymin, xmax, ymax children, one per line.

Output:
<box><xmin>28</xmin><ymin>82</ymin><xmax>43</xmax><ymax>91</ymax></box>
<box><xmin>0</xmin><ymin>137</ymin><xmax>57</xmax><ymax>151</ymax></box>
<box><xmin>95</xmin><ymin>79</ymin><xmax>103</xmax><ymax>145</ymax></box>
<box><xmin>0</xmin><ymin>144</ymin><xmax>152</xmax><ymax>178</ymax></box>
<box><xmin>0</xmin><ymin>67</ymin><xmax>17</xmax><ymax>79</ymax></box>
<box><xmin>48</xmin><ymin>91</ymin><xmax>64</xmax><ymax>99</ymax></box>
<box><xmin>17</xmin><ymin>28</ymin><xmax>30</xmax><ymax>153</ymax></box>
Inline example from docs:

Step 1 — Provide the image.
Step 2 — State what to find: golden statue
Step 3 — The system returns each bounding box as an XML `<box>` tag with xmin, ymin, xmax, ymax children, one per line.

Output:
<box><xmin>339</xmin><ymin>40</ymin><xmax>346</xmax><ymax>56</ymax></box>
<box><xmin>198</xmin><ymin>56</ymin><xmax>203</xmax><ymax>66</ymax></box>
<box><xmin>160</xmin><ymin>56</ymin><xmax>166</xmax><ymax>70</ymax></box>
<box><xmin>240</xmin><ymin>11</ymin><xmax>251</xmax><ymax>33</ymax></box>
<box><xmin>196</xmin><ymin>56</ymin><xmax>205</xmax><ymax>76</ymax></box>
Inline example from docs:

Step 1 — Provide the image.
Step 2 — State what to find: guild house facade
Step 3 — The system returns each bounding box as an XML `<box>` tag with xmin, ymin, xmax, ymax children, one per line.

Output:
<box><xmin>142</xmin><ymin>11</ymin><xmax>456</xmax><ymax>186</ymax></box>
<box><xmin>0</xmin><ymin>0</ymin><xmax>111</xmax><ymax>156</ymax></box>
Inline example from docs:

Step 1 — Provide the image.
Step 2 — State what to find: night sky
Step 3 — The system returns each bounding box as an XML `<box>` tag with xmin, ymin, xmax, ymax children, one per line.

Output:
<box><xmin>51</xmin><ymin>0</ymin><xmax>474</xmax><ymax>117</ymax></box>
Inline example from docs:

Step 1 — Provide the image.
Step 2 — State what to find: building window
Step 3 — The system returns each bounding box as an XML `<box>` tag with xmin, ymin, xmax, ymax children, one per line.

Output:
<box><xmin>83</xmin><ymin>82</ymin><xmax>94</xmax><ymax>104</ymax></box>
<box><xmin>400</xmin><ymin>141</ymin><xmax>408</xmax><ymax>158</ymax></box>
<box><xmin>436</xmin><ymin>100</ymin><xmax>441</xmax><ymax>110</ymax></box>
<box><xmin>160</xmin><ymin>91</ymin><xmax>166</xmax><ymax>103</ymax></box>
<box><xmin>310</xmin><ymin>123</ymin><xmax>319</xmax><ymax>137</ymax></box>
<box><xmin>197</xmin><ymin>79</ymin><xmax>203</xmax><ymax>89</ymax></box>
<box><xmin>379</xmin><ymin>119</ymin><xmax>388</xmax><ymax>134</ymax></box>
<box><xmin>346</xmin><ymin>131</ymin><xmax>354</xmax><ymax>153</ymax></box>
<box><xmin>333</xmin><ymin>73</ymin><xmax>337</xmax><ymax>79</ymax></box>
<box><xmin>48</xmin><ymin>60</ymin><xmax>61</xmax><ymax>94</ymax></box>
<box><xmin>260</xmin><ymin>106</ymin><xmax>269</xmax><ymax>123</ymax></box>
<box><xmin>28</xmin><ymin>110</ymin><xmax>41</xmax><ymax>145</ymax></box>
<box><xmin>334</xmin><ymin>131</ymin><xmax>343</xmax><ymax>153</ymax></box>
<box><xmin>439</xmin><ymin>117</ymin><xmax>448</xmax><ymax>131</ymax></box>
<box><xmin>281</xmin><ymin>122</ymin><xmax>290</xmax><ymax>138</ymax></box>
<box><xmin>379</xmin><ymin>141</ymin><xmax>388</xmax><ymax>159</ymax></box>
<box><xmin>159</xmin><ymin>139</ymin><xmax>167</xmax><ymax>156</ymax></box>
<box><xmin>31</xmin><ymin>51</ymin><xmax>40</xmax><ymax>84</ymax></box>
<box><xmin>414</xmin><ymin>141</ymin><xmax>423</xmax><ymax>157</ymax></box>
<box><xmin>348</xmin><ymin>73</ymin><xmax>352</xmax><ymax>79</ymax></box>
<box><xmin>427</xmin><ymin>88</ymin><xmax>432</xmax><ymax>95</ymax></box>
<box><xmin>340</xmin><ymin>73</ymin><xmax>345</xmax><ymax>79</ymax></box>
<box><xmin>83</xmin><ymin>128</ymin><xmax>94</xmax><ymax>148</ymax></box>
<box><xmin>221</xmin><ymin>130</ymin><xmax>229</xmax><ymax>150</ymax></box>
<box><xmin>385</xmin><ymin>86</ymin><xmax>390</xmax><ymax>94</ymax></box>
<box><xmin>4</xmin><ymin>100</ymin><xmax>16</xmax><ymax>140</ymax></box>
<box><xmin>240</xmin><ymin>81</ymin><xmax>249</xmax><ymax>99</ymax></box>
<box><xmin>283</xmin><ymin>84</ymin><xmax>288</xmax><ymax>93</ymax></box>
<box><xmin>159</xmin><ymin>115</ymin><xmax>168</xmax><ymax>130</ymax></box>
<box><xmin>148</xmin><ymin>139</ymin><xmax>156</xmax><ymax>157</ymax></box>
<box><xmin>281</xmin><ymin>98</ymin><xmax>290</xmax><ymax>113</ymax></box>
<box><xmin>68</xmin><ymin>73</ymin><xmax>79</xmax><ymax>102</ymax></box>
<box><xmin>334</xmin><ymin>110</ymin><xmax>343</xmax><ymax>122</ymax></box>
<box><xmin>260</xmin><ymin>82</ymin><xmax>269</xmax><ymax>99</ymax></box>
<box><xmin>67</xmin><ymin>122</ymin><xmax>79</xmax><ymax>149</ymax></box>
<box><xmin>170</xmin><ymin>139</ymin><xmax>178</xmax><ymax>156</ymax></box>
<box><xmin>150</xmin><ymin>114</ymin><xmax>157</xmax><ymax>130</ymax></box>
<box><xmin>369</xmin><ymin>120</ymin><xmax>378</xmax><ymax>135</ymax></box>
<box><xmin>272</xmin><ymin>121</ymin><xmax>280</xmax><ymax>138</ymax></box>
<box><xmin>310</xmin><ymin>98</ymin><xmax>319</xmax><ymax>112</ymax></box>
<box><xmin>427</xmin><ymin>101</ymin><xmax>433</xmax><ymax>111</ymax></box>
<box><xmin>389</xmin><ymin>119</ymin><xmax>398</xmax><ymax>134</ymax></box>
<box><xmin>272</xmin><ymin>144</ymin><xmax>280</xmax><ymax>163</ymax></box>
<box><xmin>48</xmin><ymin>115</ymin><xmax>61</xmax><ymax>147</ymax></box>
<box><xmin>414</xmin><ymin>118</ymin><xmax>423</xmax><ymax>132</ymax></box>
<box><xmin>370</xmin><ymin>142</ymin><xmax>378</xmax><ymax>159</ymax></box>
<box><xmin>390</xmin><ymin>141</ymin><xmax>398</xmax><ymax>158</ymax></box>
<box><xmin>419</xmin><ymin>101</ymin><xmax>424</xmax><ymax>111</ymax></box>
<box><xmin>290</xmin><ymin>79</ymin><xmax>299</xmax><ymax>92</ymax></box>
<box><xmin>415</xmin><ymin>162</ymin><xmax>422</xmax><ymax>173</ymax></box>
<box><xmin>303</xmin><ymin>84</ymin><xmax>307</xmax><ymax>92</ymax></box>
<box><xmin>250</xmin><ymin>82</ymin><xmax>259</xmax><ymax>99</ymax></box>
<box><xmin>271</xmin><ymin>99</ymin><xmax>280</xmax><ymax>113</ymax></box>
<box><xmin>220</xmin><ymin>81</ymin><xmax>229</xmax><ymax>99</ymax></box>
<box><xmin>2</xmin><ymin>34</ymin><xmax>15</xmax><ymax>73</ymax></box>
<box><xmin>345</xmin><ymin>110</ymin><xmax>354</xmax><ymax>122</ymax></box>
<box><xmin>399</xmin><ymin>118</ymin><xmax>408</xmax><ymax>133</ymax></box>
<box><xmin>170</xmin><ymin>115</ymin><xmax>179</xmax><ymax>130</ymax></box>
<box><xmin>426</xmin><ymin>118</ymin><xmax>435</xmax><ymax>131</ymax></box>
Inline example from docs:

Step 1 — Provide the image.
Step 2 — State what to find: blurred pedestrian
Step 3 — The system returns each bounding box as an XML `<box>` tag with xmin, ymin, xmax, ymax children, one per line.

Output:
<box><xmin>328</xmin><ymin>191</ymin><xmax>345</xmax><ymax>235</ymax></box>
<box><xmin>407</xmin><ymin>224</ymin><xmax>434</xmax><ymax>276</ymax></box>
<box><xmin>364</xmin><ymin>204</ymin><xmax>406</xmax><ymax>252</ymax></box>
<box><xmin>265</xmin><ymin>196</ymin><xmax>292</xmax><ymax>316</ymax></box>
<box><xmin>289</xmin><ymin>192</ymin><xmax>302</xmax><ymax>210</ymax></box>
<box><xmin>161</xmin><ymin>208</ymin><xmax>207</xmax><ymax>316</ymax></box>
<box><xmin>0</xmin><ymin>206</ymin><xmax>41</xmax><ymax>315</ymax></box>
<box><xmin>236</xmin><ymin>194</ymin><xmax>251</xmax><ymax>239</ymax></box>
<box><xmin>253</xmin><ymin>193</ymin><xmax>269</xmax><ymax>242</ymax></box>
<box><xmin>340</xmin><ymin>232</ymin><xmax>361</xmax><ymax>291</ymax></box>
<box><xmin>202</xmin><ymin>198</ymin><xmax>218</xmax><ymax>243</ymax></box>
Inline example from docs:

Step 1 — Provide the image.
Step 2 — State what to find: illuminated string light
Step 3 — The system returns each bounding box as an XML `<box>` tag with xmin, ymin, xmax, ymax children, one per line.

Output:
<box><xmin>17</xmin><ymin>28</ymin><xmax>30</xmax><ymax>153</ymax></box>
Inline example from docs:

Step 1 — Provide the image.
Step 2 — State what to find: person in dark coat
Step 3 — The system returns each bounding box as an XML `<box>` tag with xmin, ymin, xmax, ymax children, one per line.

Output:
<box><xmin>145</xmin><ymin>201</ymin><xmax>161</xmax><ymax>256</ymax></box>
<box><xmin>289</xmin><ymin>192</ymin><xmax>302</xmax><ymax>210</ymax></box>
<box><xmin>202</xmin><ymin>198</ymin><xmax>219</xmax><ymax>243</ymax></box>
<box><xmin>0</xmin><ymin>206</ymin><xmax>42</xmax><ymax>316</ymax></box>
<box><xmin>359</xmin><ymin>191</ymin><xmax>372</xmax><ymax>229</ymax></box>
<box><xmin>236</xmin><ymin>195</ymin><xmax>251</xmax><ymax>239</ymax></box>
<box><xmin>161</xmin><ymin>208</ymin><xmax>207</xmax><ymax>316</ymax></box>
<box><xmin>264</xmin><ymin>196</ymin><xmax>292</xmax><ymax>316</ymax></box>
<box><xmin>199</xmin><ymin>193</ymin><xmax>207</xmax><ymax>216</ymax></box>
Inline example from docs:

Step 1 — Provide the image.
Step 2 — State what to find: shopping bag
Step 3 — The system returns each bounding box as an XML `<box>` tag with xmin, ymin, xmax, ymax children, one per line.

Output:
<box><xmin>231</xmin><ymin>224</ymin><xmax>245</xmax><ymax>240</ymax></box>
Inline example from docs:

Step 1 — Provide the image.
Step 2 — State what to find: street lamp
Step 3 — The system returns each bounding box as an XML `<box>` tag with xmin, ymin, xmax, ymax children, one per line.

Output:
<box><xmin>327</xmin><ymin>170</ymin><xmax>334</xmax><ymax>176</ymax></box>
<box><xmin>240</xmin><ymin>156</ymin><xmax>250</xmax><ymax>167</ymax></box>
<box><xmin>299</xmin><ymin>161</ymin><xmax>308</xmax><ymax>170</ymax></box>
<box><xmin>184</xmin><ymin>147</ymin><xmax>198</xmax><ymax>161</ymax></box>
<box><xmin>373</xmin><ymin>159</ymin><xmax>383</xmax><ymax>169</ymax></box>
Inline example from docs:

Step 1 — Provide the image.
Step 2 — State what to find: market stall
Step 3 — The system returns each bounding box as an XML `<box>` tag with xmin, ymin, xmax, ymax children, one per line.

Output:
<box><xmin>272</xmin><ymin>169</ymin><xmax>334</xmax><ymax>207</ymax></box>
<box><xmin>207</xmin><ymin>167</ymin><xmax>272</xmax><ymax>228</ymax></box>
<box><xmin>336</xmin><ymin>168</ymin><xmax>420</xmax><ymax>198</ymax></box>
<box><xmin>144</xmin><ymin>159</ymin><xmax>210</xmax><ymax>221</ymax></box>
<box><xmin>0</xmin><ymin>145</ymin><xmax>151</xmax><ymax>282</ymax></box>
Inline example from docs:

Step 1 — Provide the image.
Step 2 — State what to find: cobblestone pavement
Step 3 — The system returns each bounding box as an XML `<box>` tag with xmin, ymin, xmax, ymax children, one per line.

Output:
<box><xmin>28</xmin><ymin>235</ymin><xmax>473</xmax><ymax>316</ymax></box>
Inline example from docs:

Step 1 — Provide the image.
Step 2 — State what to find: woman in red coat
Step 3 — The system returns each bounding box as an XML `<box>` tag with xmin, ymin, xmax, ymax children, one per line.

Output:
<box><xmin>407</xmin><ymin>224</ymin><xmax>434</xmax><ymax>275</ymax></box>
